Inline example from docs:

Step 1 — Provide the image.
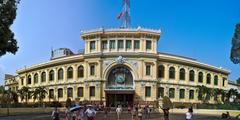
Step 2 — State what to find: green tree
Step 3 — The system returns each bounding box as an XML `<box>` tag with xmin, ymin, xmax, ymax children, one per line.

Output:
<box><xmin>36</xmin><ymin>86</ymin><xmax>47</xmax><ymax>106</ymax></box>
<box><xmin>230</xmin><ymin>23</ymin><xmax>240</xmax><ymax>64</ymax></box>
<box><xmin>18</xmin><ymin>86</ymin><xmax>31</xmax><ymax>104</ymax></box>
<box><xmin>226</xmin><ymin>88</ymin><xmax>238</xmax><ymax>103</ymax></box>
<box><xmin>196</xmin><ymin>85</ymin><xmax>213</xmax><ymax>103</ymax></box>
<box><xmin>0</xmin><ymin>0</ymin><xmax>20</xmax><ymax>57</ymax></box>
<box><xmin>65</xmin><ymin>98</ymin><xmax>72</xmax><ymax>108</ymax></box>
<box><xmin>0</xmin><ymin>86</ymin><xmax>18</xmax><ymax>105</ymax></box>
<box><xmin>212</xmin><ymin>88</ymin><xmax>223</xmax><ymax>103</ymax></box>
<box><xmin>237</xmin><ymin>77</ymin><xmax>240</xmax><ymax>84</ymax></box>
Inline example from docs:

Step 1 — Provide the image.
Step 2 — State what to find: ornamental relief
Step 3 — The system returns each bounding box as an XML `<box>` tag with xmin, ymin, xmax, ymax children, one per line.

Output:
<box><xmin>102</xmin><ymin>56</ymin><xmax>139</xmax><ymax>73</ymax></box>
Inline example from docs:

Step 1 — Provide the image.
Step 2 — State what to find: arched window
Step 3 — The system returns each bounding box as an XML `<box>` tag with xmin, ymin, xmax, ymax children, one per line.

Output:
<box><xmin>78</xmin><ymin>66</ymin><xmax>84</xmax><ymax>78</ymax></box>
<box><xmin>58</xmin><ymin>68</ymin><xmax>63</xmax><ymax>80</ymax></box>
<box><xmin>189</xmin><ymin>70</ymin><xmax>195</xmax><ymax>82</ymax></box>
<box><xmin>158</xmin><ymin>65</ymin><xmax>165</xmax><ymax>78</ymax></box>
<box><xmin>34</xmin><ymin>73</ymin><xmax>38</xmax><ymax>84</ymax></box>
<box><xmin>169</xmin><ymin>88</ymin><xmax>175</xmax><ymax>98</ymax></box>
<box><xmin>58</xmin><ymin>88</ymin><xmax>63</xmax><ymax>98</ymax></box>
<box><xmin>67</xmin><ymin>88</ymin><xmax>73</xmax><ymax>98</ymax></box>
<box><xmin>158</xmin><ymin>87</ymin><xmax>164</xmax><ymax>98</ymax></box>
<box><xmin>41</xmin><ymin>72</ymin><xmax>46</xmax><ymax>82</ymax></box>
<box><xmin>49</xmin><ymin>70</ymin><xmax>55</xmax><ymax>81</ymax></box>
<box><xmin>198</xmin><ymin>72</ymin><xmax>203</xmax><ymax>83</ymax></box>
<box><xmin>214</xmin><ymin>75</ymin><xmax>218</xmax><ymax>86</ymax></box>
<box><xmin>179</xmin><ymin>68</ymin><xmax>185</xmax><ymax>80</ymax></box>
<box><xmin>27</xmin><ymin>75</ymin><xmax>31</xmax><ymax>84</ymax></box>
<box><xmin>67</xmin><ymin>67</ymin><xmax>73</xmax><ymax>79</ymax></box>
<box><xmin>179</xmin><ymin>89</ymin><xmax>185</xmax><ymax>99</ymax></box>
<box><xmin>189</xmin><ymin>90</ymin><xmax>194</xmax><ymax>99</ymax></box>
<box><xmin>169</xmin><ymin>67</ymin><xmax>175</xmax><ymax>79</ymax></box>
<box><xmin>206</xmin><ymin>74</ymin><xmax>211</xmax><ymax>84</ymax></box>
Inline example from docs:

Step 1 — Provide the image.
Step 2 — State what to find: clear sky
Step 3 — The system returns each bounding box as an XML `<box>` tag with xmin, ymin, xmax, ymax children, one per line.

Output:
<box><xmin>0</xmin><ymin>0</ymin><xmax>240</xmax><ymax>85</ymax></box>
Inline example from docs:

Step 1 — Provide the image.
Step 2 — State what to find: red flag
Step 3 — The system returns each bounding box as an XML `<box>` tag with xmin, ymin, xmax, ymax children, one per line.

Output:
<box><xmin>117</xmin><ymin>12</ymin><xmax>123</xmax><ymax>19</ymax></box>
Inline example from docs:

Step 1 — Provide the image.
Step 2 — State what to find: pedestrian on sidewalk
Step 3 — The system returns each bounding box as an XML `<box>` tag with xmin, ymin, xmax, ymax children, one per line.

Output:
<box><xmin>116</xmin><ymin>105</ymin><xmax>122</xmax><ymax>120</ymax></box>
<box><xmin>131</xmin><ymin>106</ymin><xmax>137</xmax><ymax>120</ymax></box>
<box><xmin>51</xmin><ymin>107</ymin><xmax>60</xmax><ymax>120</ymax></box>
<box><xmin>185</xmin><ymin>108</ymin><xmax>193</xmax><ymax>120</ymax></box>
<box><xmin>85</xmin><ymin>105</ymin><xmax>97</xmax><ymax>120</ymax></box>
<box><xmin>138</xmin><ymin>107</ymin><xmax>143</xmax><ymax>120</ymax></box>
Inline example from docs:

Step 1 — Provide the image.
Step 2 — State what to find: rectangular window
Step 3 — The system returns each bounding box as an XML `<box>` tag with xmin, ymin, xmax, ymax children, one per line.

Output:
<box><xmin>179</xmin><ymin>89</ymin><xmax>185</xmax><ymax>99</ymax></box>
<box><xmin>189</xmin><ymin>90</ymin><xmax>194</xmax><ymax>99</ymax></box>
<box><xmin>118</xmin><ymin>40</ymin><xmax>124</xmax><ymax>49</ymax></box>
<box><xmin>90</xmin><ymin>41</ymin><xmax>95</xmax><ymax>50</ymax></box>
<box><xmin>134</xmin><ymin>40</ymin><xmax>140</xmax><ymax>49</ymax></box>
<box><xmin>110</xmin><ymin>40</ymin><xmax>115</xmax><ymax>49</ymax></box>
<box><xmin>102</xmin><ymin>41</ymin><xmax>108</xmax><ymax>50</ymax></box>
<box><xmin>222</xmin><ymin>78</ymin><xmax>226</xmax><ymax>87</ymax></box>
<box><xmin>90</xmin><ymin>65</ymin><xmax>95</xmax><ymax>76</ymax></box>
<box><xmin>90</xmin><ymin>86</ymin><xmax>95</xmax><ymax>97</ymax></box>
<box><xmin>49</xmin><ymin>89</ymin><xmax>54</xmax><ymax>99</ymax></box>
<box><xmin>78</xmin><ymin>87</ymin><xmax>84</xmax><ymax>97</ymax></box>
<box><xmin>146</xmin><ymin>40</ymin><xmax>152</xmax><ymax>50</ymax></box>
<box><xmin>126</xmin><ymin>40</ymin><xmax>132</xmax><ymax>49</ymax></box>
<box><xmin>145</xmin><ymin>86</ymin><xmax>151</xmax><ymax>97</ymax></box>
<box><xmin>146</xmin><ymin>65</ymin><xmax>151</xmax><ymax>76</ymax></box>
<box><xmin>21</xmin><ymin>79</ymin><xmax>24</xmax><ymax>85</ymax></box>
<box><xmin>58</xmin><ymin>89</ymin><xmax>63</xmax><ymax>98</ymax></box>
<box><xmin>158</xmin><ymin>87</ymin><xmax>164</xmax><ymax>98</ymax></box>
<box><xmin>67</xmin><ymin>88</ymin><xmax>73</xmax><ymax>98</ymax></box>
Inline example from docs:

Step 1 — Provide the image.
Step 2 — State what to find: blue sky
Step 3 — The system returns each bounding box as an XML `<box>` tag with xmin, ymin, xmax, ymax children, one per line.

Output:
<box><xmin>0</xmin><ymin>0</ymin><xmax>240</xmax><ymax>85</ymax></box>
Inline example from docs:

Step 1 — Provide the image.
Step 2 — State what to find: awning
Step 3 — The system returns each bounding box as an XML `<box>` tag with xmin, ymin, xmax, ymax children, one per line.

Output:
<box><xmin>105</xmin><ymin>89</ymin><xmax>135</xmax><ymax>94</ymax></box>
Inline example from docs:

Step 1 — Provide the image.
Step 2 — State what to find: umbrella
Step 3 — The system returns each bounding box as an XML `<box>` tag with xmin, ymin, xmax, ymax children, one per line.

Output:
<box><xmin>70</xmin><ymin>105</ymin><xmax>83</xmax><ymax>112</ymax></box>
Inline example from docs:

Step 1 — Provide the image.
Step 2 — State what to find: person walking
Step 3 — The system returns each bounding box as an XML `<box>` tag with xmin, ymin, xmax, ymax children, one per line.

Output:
<box><xmin>51</xmin><ymin>107</ymin><xmax>60</xmax><ymax>120</ymax></box>
<box><xmin>186</xmin><ymin>108</ymin><xmax>193</xmax><ymax>120</ymax></box>
<box><xmin>65</xmin><ymin>106</ymin><xmax>70</xmax><ymax>120</ymax></box>
<box><xmin>104</xmin><ymin>106</ymin><xmax>110</xmax><ymax>120</ymax></box>
<box><xmin>137</xmin><ymin>107</ymin><xmax>143</xmax><ymax>120</ymax></box>
<box><xmin>163</xmin><ymin>108</ymin><xmax>169</xmax><ymax>120</ymax></box>
<box><xmin>77</xmin><ymin>109</ymin><xmax>84</xmax><ymax>120</ymax></box>
<box><xmin>131</xmin><ymin>106</ymin><xmax>137</xmax><ymax>120</ymax></box>
<box><xmin>116</xmin><ymin>105</ymin><xmax>122</xmax><ymax>120</ymax></box>
<box><xmin>85</xmin><ymin>105</ymin><xmax>96</xmax><ymax>120</ymax></box>
<box><xmin>72</xmin><ymin>111</ymin><xmax>77</xmax><ymax>120</ymax></box>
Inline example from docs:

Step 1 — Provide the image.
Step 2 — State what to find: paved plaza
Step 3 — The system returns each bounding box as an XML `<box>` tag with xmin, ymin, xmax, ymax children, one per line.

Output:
<box><xmin>0</xmin><ymin>112</ymin><xmax>233</xmax><ymax>120</ymax></box>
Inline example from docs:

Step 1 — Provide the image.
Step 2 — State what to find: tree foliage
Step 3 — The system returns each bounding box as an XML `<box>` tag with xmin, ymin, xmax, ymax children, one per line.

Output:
<box><xmin>0</xmin><ymin>0</ymin><xmax>20</xmax><ymax>57</ymax></box>
<box><xmin>162</xmin><ymin>96</ymin><xmax>172</xmax><ymax>109</ymax></box>
<box><xmin>65</xmin><ymin>98</ymin><xmax>72</xmax><ymax>108</ymax></box>
<box><xmin>230</xmin><ymin>23</ymin><xmax>240</xmax><ymax>64</ymax></box>
<box><xmin>237</xmin><ymin>77</ymin><xmax>240</xmax><ymax>84</ymax></box>
<box><xmin>0</xmin><ymin>86</ymin><xmax>18</xmax><ymax>104</ymax></box>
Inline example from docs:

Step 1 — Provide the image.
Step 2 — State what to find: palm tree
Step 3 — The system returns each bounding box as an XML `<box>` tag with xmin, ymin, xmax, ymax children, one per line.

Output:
<box><xmin>227</xmin><ymin>88</ymin><xmax>238</xmax><ymax>103</ymax></box>
<box><xmin>212</xmin><ymin>88</ymin><xmax>222</xmax><ymax>103</ymax></box>
<box><xmin>36</xmin><ymin>86</ymin><xmax>47</xmax><ymax>107</ymax></box>
<box><xmin>19</xmin><ymin>86</ymin><xmax>31</xmax><ymax>104</ymax></box>
<box><xmin>196</xmin><ymin>85</ymin><xmax>212</xmax><ymax>103</ymax></box>
<box><xmin>17</xmin><ymin>89</ymin><xmax>24</xmax><ymax>102</ymax></box>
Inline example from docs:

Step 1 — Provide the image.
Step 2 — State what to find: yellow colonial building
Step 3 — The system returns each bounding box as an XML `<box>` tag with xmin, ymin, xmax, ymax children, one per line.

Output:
<box><xmin>5</xmin><ymin>27</ymin><xmax>230</xmax><ymax>107</ymax></box>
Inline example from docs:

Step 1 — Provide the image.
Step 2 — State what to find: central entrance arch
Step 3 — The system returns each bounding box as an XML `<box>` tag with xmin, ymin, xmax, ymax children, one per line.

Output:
<box><xmin>105</xmin><ymin>65</ymin><xmax>134</xmax><ymax>107</ymax></box>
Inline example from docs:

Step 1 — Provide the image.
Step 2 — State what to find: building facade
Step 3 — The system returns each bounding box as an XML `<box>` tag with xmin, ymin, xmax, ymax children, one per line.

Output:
<box><xmin>5</xmin><ymin>27</ymin><xmax>230</xmax><ymax>107</ymax></box>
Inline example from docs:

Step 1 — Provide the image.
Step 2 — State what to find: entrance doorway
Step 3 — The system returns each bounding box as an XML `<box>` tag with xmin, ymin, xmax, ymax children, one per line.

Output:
<box><xmin>106</xmin><ymin>93</ymin><xmax>133</xmax><ymax>107</ymax></box>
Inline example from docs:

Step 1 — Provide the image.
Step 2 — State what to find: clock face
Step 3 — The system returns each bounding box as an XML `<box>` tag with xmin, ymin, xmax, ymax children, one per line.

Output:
<box><xmin>116</xmin><ymin>74</ymin><xmax>125</xmax><ymax>84</ymax></box>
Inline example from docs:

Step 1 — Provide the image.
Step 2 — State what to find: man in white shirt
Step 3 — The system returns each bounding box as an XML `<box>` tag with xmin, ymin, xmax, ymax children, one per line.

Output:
<box><xmin>116</xmin><ymin>105</ymin><xmax>122</xmax><ymax>120</ymax></box>
<box><xmin>186</xmin><ymin>108</ymin><xmax>193</xmax><ymax>120</ymax></box>
<box><xmin>85</xmin><ymin>106</ymin><xmax>96</xmax><ymax>120</ymax></box>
